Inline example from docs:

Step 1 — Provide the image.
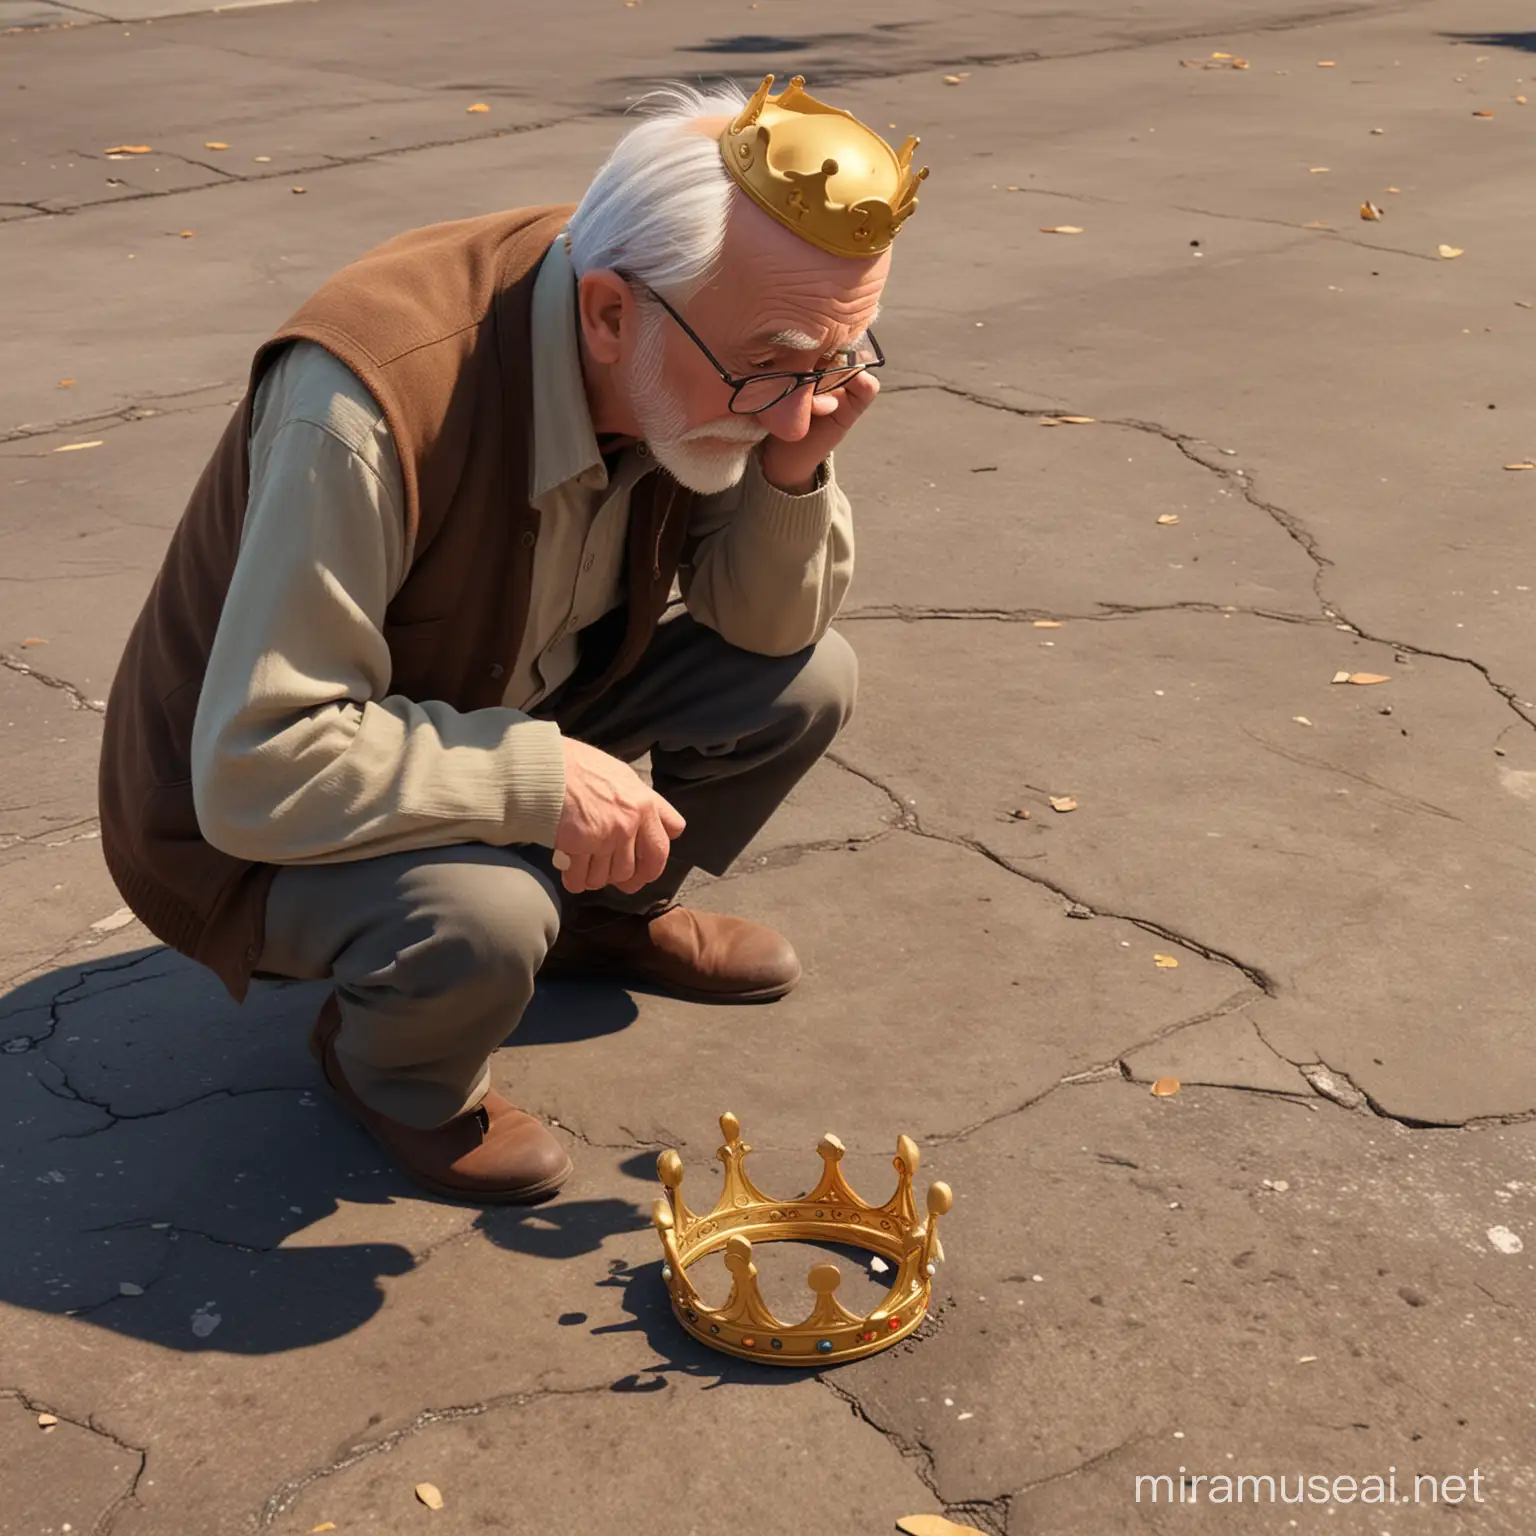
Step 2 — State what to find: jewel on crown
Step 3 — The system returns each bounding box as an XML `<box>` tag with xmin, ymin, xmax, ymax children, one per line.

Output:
<box><xmin>653</xmin><ymin>1112</ymin><xmax>953</xmax><ymax>1365</ymax></box>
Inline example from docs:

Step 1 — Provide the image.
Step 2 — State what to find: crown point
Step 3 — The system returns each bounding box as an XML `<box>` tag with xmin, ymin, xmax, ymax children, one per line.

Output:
<box><xmin>896</xmin><ymin>1134</ymin><xmax>920</xmax><ymax>1173</ymax></box>
<box><xmin>725</xmin><ymin>1233</ymin><xmax>754</xmax><ymax>1272</ymax></box>
<box><xmin>651</xmin><ymin>1198</ymin><xmax>673</xmax><ymax>1231</ymax></box>
<box><xmin>927</xmin><ymin>1181</ymin><xmax>954</xmax><ymax>1218</ymax></box>
<box><xmin>819</xmin><ymin>1132</ymin><xmax>845</xmax><ymax>1159</ymax></box>
<box><xmin>807</xmin><ymin>1261</ymin><xmax>842</xmax><ymax>1294</ymax></box>
<box><xmin>657</xmin><ymin>1149</ymin><xmax>684</xmax><ymax>1189</ymax></box>
<box><xmin>720</xmin><ymin>1111</ymin><xmax>741</xmax><ymax>1143</ymax></box>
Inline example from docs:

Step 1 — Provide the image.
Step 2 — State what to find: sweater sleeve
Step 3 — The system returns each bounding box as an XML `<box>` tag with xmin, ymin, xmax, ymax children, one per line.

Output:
<box><xmin>189</xmin><ymin>342</ymin><xmax>566</xmax><ymax>865</ymax></box>
<box><xmin>678</xmin><ymin>446</ymin><xmax>855</xmax><ymax>656</ymax></box>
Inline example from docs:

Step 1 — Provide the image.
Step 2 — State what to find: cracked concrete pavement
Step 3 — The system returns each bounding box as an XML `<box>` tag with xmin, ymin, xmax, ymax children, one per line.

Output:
<box><xmin>3</xmin><ymin>0</ymin><xmax>1535</xmax><ymax>1530</ymax></box>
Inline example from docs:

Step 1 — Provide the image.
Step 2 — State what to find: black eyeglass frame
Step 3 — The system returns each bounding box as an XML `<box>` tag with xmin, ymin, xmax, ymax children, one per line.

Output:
<box><xmin>616</xmin><ymin>272</ymin><xmax>886</xmax><ymax>416</ymax></box>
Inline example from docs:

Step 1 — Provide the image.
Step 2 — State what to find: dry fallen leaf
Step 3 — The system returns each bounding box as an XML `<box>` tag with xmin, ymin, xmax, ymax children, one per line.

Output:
<box><xmin>1153</xmin><ymin>954</ymin><xmax>1181</xmax><ymax>969</ymax></box>
<box><xmin>1516</xmin><ymin>96</ymin><xmax>1529</xmax><ymax>106</ymax></box>
<box><xmin>178</xmin><ymin>229</ymin><xmax>194</xmax><ymax>238</ymax></box>
<box><xmin>1438</xmin><ymin>244</ymin><xmax>1464</xmax><ymax>259</ymax></box>
<box><xmin>1303</xmin><ymin>220</ymin><xmax>1335</xmax><ymax>230</ymax></box>
<box><xmin>54</xmin><ymin>440</ymin><xmax>103</xmax><ymax>453</ymax></box>
<box><xmin>467</xmin><ymin>102</ymin><xmax>491</xmax><ymax>112</ymax></box>
<box><xmin>103</xmin><ymin>144</ymin><xmax>152</xmax><ymax>154</ymax></box>
<box><xmin>1359</xmin><ymin>202</ymin><xmax>1384</xmax><ymax>221</ymax></box>
<box><xmin>897</xmin><ymin>1517</ymin><xmax>989</xmax><ymax>1536</ymax></box>
<box><xmin>20</xmin><ymin>637</ymin><xmax>47</xmax><ymax>647</ymax></box>
<box><xmin>1048</xmin><ymin>795</ymin><xmax>1078</xmax><ymax>813</ymax></box>
<box><xmin>1343</xmin><ymin>672</ymin><xmax>1390</xmax><ymax>686</ymax></box>
<box><xmin>310</xmin><ymin>1526</ymin><xmax>336</xmax><ymax>1534</ymax></box>
<box><xmin>1041</xmin><ymin>415</ymin><xmax>1096</xmax><ymax>425</ymax></box>
<box><xmin>1385</xmin><ymin>185</ymin><xmax>1401</xmax><ymax>193</ymax></box>
<box><xmin>1308</xmin><ymin>166</ymin><xmax>1331</xmax><ymax>173</ymax></box>
<box><xmin>1472</xmin><ymin>109</ymin><xmax>1494</xmax><ymax>118</ymax></box>
<box><xmin>57</xmin><ymin>378</ymin><xmax>74</xmax><ymax>387</ymax></box>
<box><xmin>37</xmin><ymin>1413</ymin><xmax>58</xmax><ymax>1427</ymax></box>
<box><xmin>1033</xmin><ymin>619</ymin><xmax>1064</xmax><ymax>628</ymax></box>
<box><xmin>1156</xmin><ymin>513</ymin><xmax>1181</xmax><ymax>525</ymax></box>
<box><xmin>1316</xmin><ymin>60</ymin><xmax>1336</xmax><ymax>67</ymax></box>
<box><xmin>253</xmin><ymin>154</ymin><xmax>272</xmax><ymax>163</ymax></box>
<box><xmin>1039</xmin><ymin>225</ymin><xmax>1084</xmax><ymax>235</ymax></box>
<box><xmin>204</xmin><ymin>140</ymin><xmax>229</xmax><ymax>150</ymax></box>
<box><xmin>1503</xmin><ymin>462</ymin><xmax>1536</xmax><ymax>471</ymax></box>
<box><xmin>1151</xmin><ymin>1077</ymin><xmax>1182</xmax><ymax>1097</ymax></box>
<box><xmin>292</xmin><ymin>185</ymin><xmax>307</xmax><ymax>194</ymax></box>
<box><xmin>942</xmin><ymin>73</ymin><xmax>971</xmax><ymax>85</ymax></box>
<box><xmin>415</xmin><ymin>1483</ymin><xmax>445</xmax><ymax>1511</ymax></box>
<box><xmin>1293</xmin><ymin>715</ymin><xmax>1314</xmax><ymax>726</ymax></box>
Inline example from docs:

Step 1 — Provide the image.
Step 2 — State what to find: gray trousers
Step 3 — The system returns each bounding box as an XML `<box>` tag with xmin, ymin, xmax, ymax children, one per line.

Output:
<box><xmin>257</xmin><ymin>613</ymin><xmax>857</xmax><ymax>1128</ymax></box>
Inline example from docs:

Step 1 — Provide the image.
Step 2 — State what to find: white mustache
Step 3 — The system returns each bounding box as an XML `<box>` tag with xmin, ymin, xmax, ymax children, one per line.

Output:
<box><xmin>676</xmin><ymin>419</ymin><xmax>770</xmax><ymax>445</ymax></box>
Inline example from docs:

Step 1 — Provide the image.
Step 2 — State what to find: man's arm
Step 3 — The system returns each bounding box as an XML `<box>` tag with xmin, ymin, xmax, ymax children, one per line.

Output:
<box><xmin>679</xmin><ymin>447</ymin><xmax>855</xmax><ymax>657</ymax></box>
<box><xmin>189</xmin><ymin>342</ymin><xmax>566</xmax><ymax>865</ymax></box>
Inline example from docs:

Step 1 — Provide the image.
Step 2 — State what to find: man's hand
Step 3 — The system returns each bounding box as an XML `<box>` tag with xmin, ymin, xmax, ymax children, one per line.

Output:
<box><xmin>760</xmin><ymin>370</ymin><xmax>880</xmax><ymax>495</ymax></box>
<box><xmin>553</xmin><ymin>738</ymin><xmax>685</xmax><ymax>895</ymax></box>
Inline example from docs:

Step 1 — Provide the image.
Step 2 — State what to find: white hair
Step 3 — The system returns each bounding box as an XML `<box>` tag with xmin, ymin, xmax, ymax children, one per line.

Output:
<box><xmin>567</xmin><ymin>81</ymin><xmax>748</xmax><ymax>301</ymax></box>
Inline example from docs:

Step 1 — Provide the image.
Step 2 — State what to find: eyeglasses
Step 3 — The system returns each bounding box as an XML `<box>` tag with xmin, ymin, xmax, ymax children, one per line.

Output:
<box><xmin>618</xmin><ymin>273</ymin><xmax>885</xmax><ymax>415</ymax></box>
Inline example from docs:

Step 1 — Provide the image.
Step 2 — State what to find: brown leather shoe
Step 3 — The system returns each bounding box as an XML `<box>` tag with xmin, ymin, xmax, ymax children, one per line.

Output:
<box><xmin>308</xmin><ymin>995</ymin><xmax>572</xmax><ymax>1205</ymax></box>
<box><xmin>539</xmin><ymin>904</ymin><xmax>801</xmax><ymax>1003</ymax></box>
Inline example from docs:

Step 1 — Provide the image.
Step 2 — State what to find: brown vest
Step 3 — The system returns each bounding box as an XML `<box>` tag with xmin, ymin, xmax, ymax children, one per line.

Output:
<box><xmin>98</xmin><ymin>206</ymin><xmax>695</xmax><ymax>1000</ymax></box>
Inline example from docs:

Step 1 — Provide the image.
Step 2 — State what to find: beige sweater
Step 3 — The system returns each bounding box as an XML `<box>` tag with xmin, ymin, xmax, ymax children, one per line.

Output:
<box><xmin>189</xmin><ymin>235</ymin><xmax>855</xmax><ymax>866</ymax></box>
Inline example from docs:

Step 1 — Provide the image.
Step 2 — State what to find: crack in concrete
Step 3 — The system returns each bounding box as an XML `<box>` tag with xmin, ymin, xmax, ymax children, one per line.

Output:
<box><xmin>0</xmin><ymin>954</ymin><xmax>319</xmax><ymax>1137</ymax></box>
<box><xmin>1243</xmin><ymin>1012</ymin><xmax>1536</xmax><ymax>1130</ymax></box>
<box><xmin>0</xmin><ymin>1385</ymin><xmax>147</xmax><ymax>1535</ymax></box>
<box><xmin>46</xmin><ymin>1081</ymin><xmax>313</xmax><ymax>1140</ymax></box>
<box><xmin>839</xmin><ymin>601</ymin><xmax>1328</xmax><ymax>628</ymax></box>
<box><xmin>1008</xmin><ymin>1430</ymin><xmax>1156</xmax><ymax>1505</ymax></box>
<box><xmin>888</xmin><ymin>381</ymin><xmax>1536</xmax><ymax>735</ymax></box>
<box><xmin>818</xmin><ymin>1375</ymin><xmax>991</xmax><ymax>1531</ymax></box>
<box><xmin>711</xmin><ymin>824</ymin><xmax>902</xmax><ymax>883</ymax></box>
<box><xmin>827</xmin><ymin>750</ymin><xmax>1274</xmax><ymax>993</ymax></box>
<box><xmin>3</xmin><ymin>380</ymin><xmax>241</xmax><ymax>445</ymax></box>
<box><xmin>254</xmin><ymin>1381</ymin><xmax>616</xmax><ymax>1525</ymax></box>
<box><xmin>1</xmin><ymin>654</ymin><xmax>105</xmax><ymax>712</ymax></box>
<box><xmin>5</xmin><ymin>115</ymin><xmax>583</xmax><ymax>222</ymax></box>
<box><xmin>83</xmin><ymin>1216</ymin><xmax>271</xmax><ymax>1254</ymax></box>
<box><xmin>1168</xmin><ymin>200</ymin><xmax>1442</xmax><ymax>261</ymax></box>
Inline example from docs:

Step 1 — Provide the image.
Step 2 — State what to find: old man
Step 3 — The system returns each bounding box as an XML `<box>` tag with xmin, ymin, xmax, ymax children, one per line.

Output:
<box><xmin>99</xmin><ymin>76</ymin><xmax>927</xmax><ymax>1205</ymax></box>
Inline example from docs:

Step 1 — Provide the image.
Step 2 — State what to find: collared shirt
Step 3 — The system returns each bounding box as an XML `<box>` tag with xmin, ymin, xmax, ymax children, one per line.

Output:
<box><xmin>189</xmin><ymin>236</ymin><xmax>855</xmax><ymax>866</ymax></box>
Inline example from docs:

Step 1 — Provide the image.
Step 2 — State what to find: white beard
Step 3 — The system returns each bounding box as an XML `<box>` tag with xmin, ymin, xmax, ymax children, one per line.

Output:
<box><xmin>626</xmin><ymin>305</ymin><xmax>768</xmax><ymax>495</ymax></box>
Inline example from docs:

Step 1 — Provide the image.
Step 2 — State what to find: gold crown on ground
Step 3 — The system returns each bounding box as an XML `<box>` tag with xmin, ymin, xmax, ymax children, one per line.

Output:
<box><xmin>652</xmin><ymin>1112</ymin><xmax>953</xmax><ymax>1366</ymax></box>
<box><xmin>719</xmin><ymin>74</ymin><xmax>929</xmax><ymax>258</ymax></box>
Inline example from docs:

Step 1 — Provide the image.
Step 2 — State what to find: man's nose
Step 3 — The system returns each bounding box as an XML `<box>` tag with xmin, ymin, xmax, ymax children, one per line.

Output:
<box><xmin>761</xmin><ymin>381</ymin><xmax>816</xmax><ymax>440</ymax></box>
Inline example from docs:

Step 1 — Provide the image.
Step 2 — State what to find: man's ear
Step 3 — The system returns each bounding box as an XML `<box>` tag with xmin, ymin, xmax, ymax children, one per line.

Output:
<box><xmin>578</xmin><ymin>269</ymin><xmax>632</xmax><ymax>366</ymax></box>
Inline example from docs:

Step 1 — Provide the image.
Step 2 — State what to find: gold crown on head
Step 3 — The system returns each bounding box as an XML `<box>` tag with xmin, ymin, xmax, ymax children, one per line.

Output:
<box><xmin>653</xmin><ymin>1112</ymin><xmax>953</xmax><ymax>1366</ymax></box>
<box><xmin>719</xmin><ymin>74</ymin><xmax>929</xmax><ymax>258</ymax></box>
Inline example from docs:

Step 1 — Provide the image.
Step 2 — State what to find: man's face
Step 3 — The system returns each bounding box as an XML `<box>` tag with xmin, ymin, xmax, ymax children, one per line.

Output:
<box><xmin>622</xmin><ymin>193</ymin><xmax>890</xmax><ymax>494</ymax></box>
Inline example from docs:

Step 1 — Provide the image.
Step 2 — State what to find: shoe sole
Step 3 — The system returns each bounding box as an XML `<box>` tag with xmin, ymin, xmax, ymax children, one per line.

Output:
<box><xmin>309</xmin><ymin>1003</ymin><xmax>574</xmax><ymax>1207</ymax></box>
<box><xmin>536</xmin><ymin>958</ymin><xmax>800</xmax><ymax>1005</ymax></box>
<box><xmin>400</xmin><ymin>1157</ymin><xmax>574</xmax><ymax>1207</ymax></box>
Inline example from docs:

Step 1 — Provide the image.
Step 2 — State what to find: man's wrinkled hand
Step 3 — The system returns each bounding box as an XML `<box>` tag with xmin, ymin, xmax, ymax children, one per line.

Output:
<box><xmin>553</xmin><ymin>738</ymin><xmax>685</xmax><ymax>895</ymax></box>
<box><xmin>760</xmin><ymin>370</ymin><xmax>880</xmax><ymax>495</ymax></box>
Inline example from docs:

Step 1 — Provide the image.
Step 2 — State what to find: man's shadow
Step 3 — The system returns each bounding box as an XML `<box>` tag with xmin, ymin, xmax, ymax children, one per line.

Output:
<box><xmin>0</xmin><ymin>945</ymin><xmax>648</xmax><ymax>1357</ymax></box>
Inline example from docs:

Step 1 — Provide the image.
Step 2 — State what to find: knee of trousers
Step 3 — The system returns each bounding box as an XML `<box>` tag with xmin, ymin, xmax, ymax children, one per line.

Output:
<box><xmin>385</xmin><ymin>859</ymin><xmax>561</xmax><ymax>1008</ymax></box>
<box><xmin>783</xmin><ymin>627</ymin><xmax>859</xmax><ymax>745</ymax></box>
